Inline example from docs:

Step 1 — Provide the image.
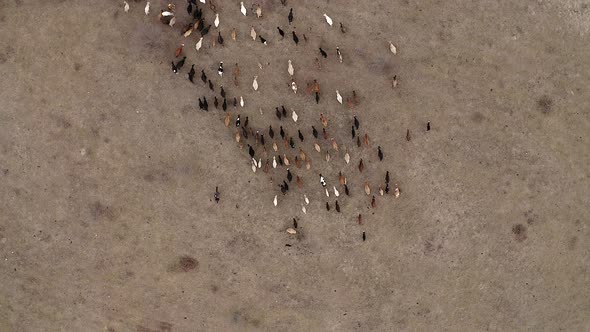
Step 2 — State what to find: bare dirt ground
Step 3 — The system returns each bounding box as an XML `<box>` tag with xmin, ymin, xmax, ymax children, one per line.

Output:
<box><xmin>1</xmin><ymin>0</ymin><xmax>589</xmax><ymax>331</ymax></box>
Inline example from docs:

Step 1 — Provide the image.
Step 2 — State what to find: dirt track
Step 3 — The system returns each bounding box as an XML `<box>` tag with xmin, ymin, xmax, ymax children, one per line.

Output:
<box><xmin>1</xmin><ymin>0</ymin><xmax>589</xmax><ymax>330</ymax></box>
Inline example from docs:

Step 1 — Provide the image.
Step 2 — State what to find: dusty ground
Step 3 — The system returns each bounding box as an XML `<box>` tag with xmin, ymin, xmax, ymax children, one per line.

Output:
<box><xmin>1</xmin><ymin>0</ymin><xmax>589</xmax><ymax>331</ymax></box>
